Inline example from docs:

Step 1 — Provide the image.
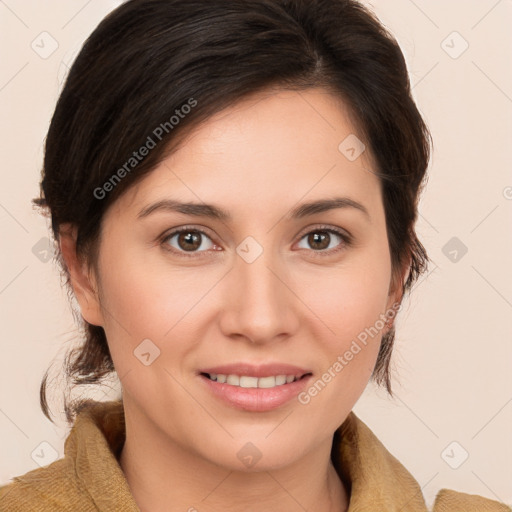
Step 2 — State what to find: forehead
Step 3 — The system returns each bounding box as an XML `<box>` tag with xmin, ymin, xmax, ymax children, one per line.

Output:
<box><xmin>115</xmin><ymin>87</ymin><xmax>381</xmax><ymax>220</ymax></box>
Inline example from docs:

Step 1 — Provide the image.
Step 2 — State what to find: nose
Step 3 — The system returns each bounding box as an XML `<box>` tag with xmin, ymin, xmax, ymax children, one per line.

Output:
<box><xmin>218</xmin><ymin>246</ymin><xmax>300</xmax><ymax>345</ymax></box>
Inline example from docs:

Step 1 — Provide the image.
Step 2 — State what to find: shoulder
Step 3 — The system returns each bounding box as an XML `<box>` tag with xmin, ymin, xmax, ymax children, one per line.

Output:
<box><xmin>0</xmin><ymin>455</ymin><xmax>94</xmax><ymax>511</ymax></box>
<box><xmin>336</xmin><ymin>412</ymin><xmax>511</xmax><ymax>512</ymax></box>
<box><xmin>433</xmin><ymin>488</ymin><xmax>512</xmax><ymax>511</ymax></box>
<box><xmin>0</xmin><ymin>400</ymin><xmax>134</xmax><ymax>512</ymax></box>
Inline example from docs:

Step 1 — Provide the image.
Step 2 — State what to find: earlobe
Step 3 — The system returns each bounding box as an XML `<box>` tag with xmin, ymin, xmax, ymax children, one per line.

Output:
<box><xmin>59</xmin><ymin>224</ymin><xmax>104</xmax><ymax>327</ymax></box>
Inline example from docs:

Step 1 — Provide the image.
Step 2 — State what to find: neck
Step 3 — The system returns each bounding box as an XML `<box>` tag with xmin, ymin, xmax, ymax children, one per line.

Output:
<box><xmin>118</xmin><ymin>406</ymin><xmax>349</xmax><ymax>512</ymax></box>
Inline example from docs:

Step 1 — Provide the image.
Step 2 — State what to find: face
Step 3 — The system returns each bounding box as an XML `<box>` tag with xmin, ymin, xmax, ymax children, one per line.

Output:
<box><xmin>74</xmin><ymin>87</ymin><xmax>402</xmax><ymax>471</ymax></box>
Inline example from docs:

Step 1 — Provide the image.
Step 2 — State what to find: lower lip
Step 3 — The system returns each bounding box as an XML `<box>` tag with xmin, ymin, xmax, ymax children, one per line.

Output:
<box><xmin>199</xmin><ymin>374</ymin><xmax>312</xmax><ymax>412</ymax></box>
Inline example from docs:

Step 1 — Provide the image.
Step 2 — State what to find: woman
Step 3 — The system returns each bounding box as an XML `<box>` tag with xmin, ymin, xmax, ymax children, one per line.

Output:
<box><xmin>0</xmin><ymin>0</ymin><xmax>509</xmax><ymax>510</ymax></box>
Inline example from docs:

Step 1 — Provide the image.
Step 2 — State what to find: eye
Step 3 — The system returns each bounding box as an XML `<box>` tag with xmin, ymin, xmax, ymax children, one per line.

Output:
<box><xmin>160</xmin><ymin>225</ymin><xmax>352</xmax><ymax>258</ymax></box>
<box><xmin>296</xmin><ymin>226</ymin><xmax>351</xmax><ymax>255</ymax></box>
<box><xmin>162</xmin><ymin>227</ymin><xmax>218</xmax><ymax>256</ymax></box>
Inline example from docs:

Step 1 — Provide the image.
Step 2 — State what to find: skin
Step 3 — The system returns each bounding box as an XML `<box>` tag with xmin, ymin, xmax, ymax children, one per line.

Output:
<box><xmin>60</xmin><ymin>87</ymin><xmax>406</xmax><ymax>512</ymax></box>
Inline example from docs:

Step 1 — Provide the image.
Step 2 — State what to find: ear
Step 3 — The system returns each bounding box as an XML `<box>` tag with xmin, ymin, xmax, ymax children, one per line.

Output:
<box><xmin>59</xmin><ymin>223</ymin><xmax>104</xmax><ymax>327</ymax></box>
<box><xmin>384</xmin><ymin>259</ymin><xmax>410</xmax><ymax>331</ymax></box>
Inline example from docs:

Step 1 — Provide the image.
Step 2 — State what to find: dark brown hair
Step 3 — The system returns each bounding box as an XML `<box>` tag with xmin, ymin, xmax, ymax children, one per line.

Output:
<box><xmin>33</xmin><ymin>0</ymin><xmax>431</xmax><ymax>423</ymax></box>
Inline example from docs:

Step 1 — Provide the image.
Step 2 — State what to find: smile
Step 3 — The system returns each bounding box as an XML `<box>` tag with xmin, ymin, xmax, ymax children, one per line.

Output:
<box><xmin>203</xmin><ymin>373</ymin><xmax>302</xmax><ymax>388</ymax></box>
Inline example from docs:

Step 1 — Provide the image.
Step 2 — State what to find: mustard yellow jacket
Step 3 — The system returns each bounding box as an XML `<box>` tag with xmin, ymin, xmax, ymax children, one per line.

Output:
<box><xmin>0</xmin><ymin>400</ymin><xmax>509</xmax><ymax>511</ymax></box>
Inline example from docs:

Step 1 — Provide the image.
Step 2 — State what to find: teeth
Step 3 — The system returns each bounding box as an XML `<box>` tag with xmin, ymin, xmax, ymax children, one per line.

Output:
<box><xmin>226</xmin><ymin>375</ymin><xmax>240</xmax><ymax>386</ymax></box>
<box><xmin>207</xmin><ymin>373</ymin><xmax>299</xmax><ymax>388</ymax></box>
<box><xmin>240</xmin><ymin>376</ymin><xmax>258</xmax><ymax>388</ymax></box>
<box><xmin>258</xmin><ymin>376</ymin><xmax>278</xmax><ymax>388</ymax></box>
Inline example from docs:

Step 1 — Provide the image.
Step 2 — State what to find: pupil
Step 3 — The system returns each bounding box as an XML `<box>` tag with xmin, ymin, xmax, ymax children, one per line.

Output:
<box><xmin>176</xmin><ymin>231</ymin><xmax>331</xmax><ymax>252</ymax></box>
<box><xmin>310</xmin><ymin>232</ymin><xmax>329</xmax><ymax>250</ymax></box>
<box><xmin>179</xmin><ymin>231</ymin><xmax>200</xmax><ymax>251</ymax></box>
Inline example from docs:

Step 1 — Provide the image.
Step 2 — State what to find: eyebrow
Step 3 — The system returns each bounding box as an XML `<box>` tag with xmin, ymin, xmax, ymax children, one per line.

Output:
<box><xmin>137</xmin><ymin>197</ymin><xmax>370</xmax><ymax>222</ymax></box>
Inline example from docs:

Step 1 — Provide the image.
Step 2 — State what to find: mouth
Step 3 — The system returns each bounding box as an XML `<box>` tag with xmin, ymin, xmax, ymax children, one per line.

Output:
<box><xmin>197</xmin><ymin>363</ymin><xmax>313</xmax><ymax>412</ymax></box>
<box><xmin>200</xmin><ymin>372</ymin><xmax>311</xmax><ymax>389</ymax></box>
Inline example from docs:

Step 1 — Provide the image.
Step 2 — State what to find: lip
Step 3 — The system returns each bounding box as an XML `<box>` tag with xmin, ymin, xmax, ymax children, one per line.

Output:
<box><xmin>198</xmin><ymin>362</ymin><xmax>311</xmax><ymax>379</ymax></box>
<box><xmin>198</xmin><ymin>362</ymin><xmax>313</xmax><ymax>412</ymax></box>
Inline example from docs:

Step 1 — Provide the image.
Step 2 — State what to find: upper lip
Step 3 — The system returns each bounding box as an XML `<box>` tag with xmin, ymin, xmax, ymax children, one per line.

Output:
<box><xmin>199</xmin><ymin>363</ymin><xmax>312</xmax><ymax>378</ymax></box>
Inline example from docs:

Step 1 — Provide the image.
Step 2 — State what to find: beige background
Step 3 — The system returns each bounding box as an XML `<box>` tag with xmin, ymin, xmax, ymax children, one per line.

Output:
<box><xmin>1</xmin><ymin>0</ymin><xmax>511</xmax><ymax>508</ymax></box>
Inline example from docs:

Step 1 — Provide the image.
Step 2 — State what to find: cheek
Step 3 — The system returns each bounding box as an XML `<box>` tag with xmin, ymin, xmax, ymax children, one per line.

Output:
<box><xmin>296</xmin><ymin>251</ymin><xmax>392</xmax><ymax>389</ymax></box>
<box><xmin>301</xmin><ymin>254</ymin><xmax>391</xmax><ymax>340</ymax></box>
<box><xmin>97</xmin><ymin>225</ymin><xmax>392</xmax><ymax>378</ymax></box>
<box><xmin>295</xmin><ymin>270</ymin><xmax>391</xmax><ymax>422</ymax></box>
<box><xmin>95</xmin><ymin>248</ymin><xmax>224</xmax><ymax>362</ymax></box>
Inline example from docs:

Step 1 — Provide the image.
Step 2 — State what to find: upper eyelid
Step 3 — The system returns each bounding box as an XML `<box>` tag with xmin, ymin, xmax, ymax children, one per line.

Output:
<box><xmin>163</xmin><ymin>225</ymin><xmax>216</xmax><ymax>242</ymax></box>
<box><xmin>296</xmin><ymin>224</ymin><xmax>350</xmax><ymax>239</ymax></box>
<box><xmin>162</xmin><ymin>224</ymin><xmax>350</xmax><ymax>249</ymax></box>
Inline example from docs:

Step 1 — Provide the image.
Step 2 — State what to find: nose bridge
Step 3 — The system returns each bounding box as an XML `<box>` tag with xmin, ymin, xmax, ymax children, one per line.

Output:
<box><xmin>220</xmin><ymin>239</ymin><xmax>296</xmax><ymax>343</ymax></box>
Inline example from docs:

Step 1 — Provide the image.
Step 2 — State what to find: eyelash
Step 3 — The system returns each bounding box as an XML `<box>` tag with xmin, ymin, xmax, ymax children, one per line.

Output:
<box><xmin>159</xmin><ymin>225</ymin><xmax>353</xmax><ymax>259</ymax></box>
